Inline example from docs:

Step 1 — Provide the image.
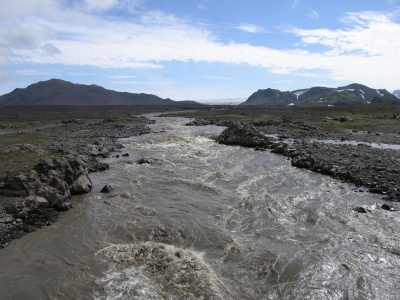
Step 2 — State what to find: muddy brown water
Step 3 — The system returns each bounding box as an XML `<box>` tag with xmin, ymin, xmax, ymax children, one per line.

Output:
<box><xmin>0</xmin><ymin>115</ymin><xmax>399</xmax><ymax>299</ymax></box>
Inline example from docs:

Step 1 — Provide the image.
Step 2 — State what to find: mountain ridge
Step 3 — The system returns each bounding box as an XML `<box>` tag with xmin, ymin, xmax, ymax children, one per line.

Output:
<box><xmin>0</xmin><ymin>79</ymin><xmax>200</xmax><ymax>106</ymax></box>
<box><xmin>241</xmin><ymin>83</ymin><xmax>400</xmax><ymax>107</ymax></box>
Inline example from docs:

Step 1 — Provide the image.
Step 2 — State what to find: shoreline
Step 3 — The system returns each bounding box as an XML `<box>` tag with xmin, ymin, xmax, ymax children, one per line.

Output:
<box><xmin>182</xmin><ymin>106</ymin><xmax>400</xmax><ymax>202</ymax></box>
<box><xmin>0</xmin><ymin>107</ymin><xmax>169</xmax><ymax>248</ymax></box>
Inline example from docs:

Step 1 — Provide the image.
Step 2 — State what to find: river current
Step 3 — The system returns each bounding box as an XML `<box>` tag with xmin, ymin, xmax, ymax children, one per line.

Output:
<box><xmin>0</xmin><ymin>115</ymin><xmax>399</xmax><ymax>299</ymax></box>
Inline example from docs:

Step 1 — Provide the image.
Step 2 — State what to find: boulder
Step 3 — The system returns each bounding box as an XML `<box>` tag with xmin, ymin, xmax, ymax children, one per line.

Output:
<box><xmin>1</xmin><ymin>172</ymin><xmax>41</xmax><ymax>197</ymax></box>
<box><xmin>101</xmin><ymin>185</ymin><xmax>114</xmax><ymax>193</ymax></box>
<box><xmin>137</xmin><ymin>158</ymin><xmax>153</xmax><ymax>164</ymax></box>
<box><xmin>88</xmin><ymin>159</ymin><xmax>109</xmax><ymax>172</ymax></box>
<box><xmin>381</xmin><ymin>204</ymin><xmax>398</xmax><ymax>211</ymax></box>
<box><xmin>70</xmin><ymin>174</ymin><xmax>92</xmax><ymax>195</ymax></box>
<box><xmin>186</xmin><ymin>119</ymin><xmax>213</xmax><ymax>126</ymax></box>
<box><xmin>1</xmin><ymin>154</ymin><xmax>92</xmax><ymax>211</ymax></box>
<box><xmin>12</xmin><ymin>196</ymin><xmax>49</xmax><ymax>216</ymax></box>
<box><xmin>291</xmin><ymin>155</ymin><xmax>316</xmax><ymax>168</ymax></box>
<box><xmin>216</xmin><ymin>122</ymin><xmax>272</xmax><ymax>148</ymax></box>
<box><xmin>34</xmin><ymin>155</ymin><xmax>92</xmax><ymax>195</ymax></box>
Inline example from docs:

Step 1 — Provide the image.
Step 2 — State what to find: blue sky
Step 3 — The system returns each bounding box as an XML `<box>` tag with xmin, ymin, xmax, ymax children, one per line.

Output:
<box><xmin>1</xmin><ymin>0</ymin><xmax>400</xmax><ymax>101</ymax></box>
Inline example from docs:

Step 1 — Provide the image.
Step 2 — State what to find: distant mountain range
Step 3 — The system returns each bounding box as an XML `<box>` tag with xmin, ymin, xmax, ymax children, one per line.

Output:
<box><xmin>1</xmin><ymin>79</ymin><xmax>399</xmax><ymax>107</ymax></box>
<box><xmin>241</xmin><ymin>83</ymin><xmax>400</xmax><ymax>106</ymax></box>
<box><xmin>0</xmin><ymin>79</ymin><xmax>202</xmax><ymax>106</ymax></box>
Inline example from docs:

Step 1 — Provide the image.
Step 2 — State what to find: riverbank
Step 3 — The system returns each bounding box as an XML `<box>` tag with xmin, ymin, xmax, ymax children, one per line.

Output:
<box><xmin>177</xmin><ymin>106</ymin><xmax>400</xmax><ymax>201</ymax></box>
<box><xmin>1</xmin><ymin>105</ymin><xmax>399</xmax><ymax>248</ymax></box>
<box><xmin>0</xmin><ymin>106</ymin><xmax>177</xmax><ymax>248</ymax></box>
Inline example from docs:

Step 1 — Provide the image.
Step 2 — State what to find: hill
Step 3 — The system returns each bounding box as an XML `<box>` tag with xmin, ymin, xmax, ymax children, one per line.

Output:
<box><xmin>243</xmin><ymin>88</ymin><xmax>297</xmax><ymax>106</ymax></box>
<box><xmin>241</xmin><ymin>83</ymin><xmax>400</xmax><ymax>107</ymax></box>
<box><xmin>0</xmin><ymin>79</ymin><xmax>195</xmax><ymax>106</ymax></box>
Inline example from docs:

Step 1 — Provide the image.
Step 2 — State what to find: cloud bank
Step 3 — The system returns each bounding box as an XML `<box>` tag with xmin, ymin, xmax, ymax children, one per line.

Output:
<box><xmin>1</xmin><ymin>0</ymin><xmax>400</xmax><ymax>89</ymax></box>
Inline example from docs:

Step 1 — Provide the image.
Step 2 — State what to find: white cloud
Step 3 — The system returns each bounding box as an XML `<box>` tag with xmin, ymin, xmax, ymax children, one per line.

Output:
<box><xmin>108</xmin><ymin>75</ymin><xmax>137</xmax><ymax>79</ymax></box>
<box><xmin>289</xmin><ymin>11</ymin><xmax>400</xmax><ymax>88</ymax></box>
<box><xmin>292</xmin><ymin>0</ymin><xmax>299</xmax><ymax>9</ymax></box>
<box><xmin>197</xmin><ymin>0</ymin><xmax>210</xmax><ymax>11</ymax></box>
<box><xmin>236</xmin><ymin>23</ymin><xmax>268</xmax><ymax>33</ymax></box>
<box><xmin>83</xmin><ymin>0</ymin><xmax>119</xmax><ymax>11</ymax></box>
<box><xmin>292</xmin><ymin>12</ymin><xmax>400</xmax><ymax>56</ymax></box>
<box><xmin>308</xmin><ymin>10</ymin><xmax>319</xmax><ymax>19</ymax></box>
<box><xmin>1</xmin><ymin>1</ymin><xmax>400</xmax><ymax>90</ymax></box>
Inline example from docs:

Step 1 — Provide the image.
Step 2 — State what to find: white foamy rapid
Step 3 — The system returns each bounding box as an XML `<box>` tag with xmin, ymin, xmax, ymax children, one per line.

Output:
<box><xmin>95</xmin><ymin>242</ymin><xmax>228</xmax><ymax>299</ymax></box>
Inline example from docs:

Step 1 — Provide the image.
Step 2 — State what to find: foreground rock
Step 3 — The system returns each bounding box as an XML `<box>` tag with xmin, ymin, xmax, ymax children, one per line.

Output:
<box><xmin>1</xmin><ymin>155</ymin><xmax>92</xmax><ymax>210</ymax></box>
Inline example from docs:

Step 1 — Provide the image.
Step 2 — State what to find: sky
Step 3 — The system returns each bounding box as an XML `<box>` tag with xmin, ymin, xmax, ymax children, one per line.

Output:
<box><xmin>1</xmin><ymin>0</ymin><xmax>400</xmax><ymax>101</ymax></box>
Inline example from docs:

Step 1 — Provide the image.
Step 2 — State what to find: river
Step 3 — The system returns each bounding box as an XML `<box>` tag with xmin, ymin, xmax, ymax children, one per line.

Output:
<box><xmin>0</xmin><ymin>115</ymin><xmax>399</xmax><ymax>299</ymax></box>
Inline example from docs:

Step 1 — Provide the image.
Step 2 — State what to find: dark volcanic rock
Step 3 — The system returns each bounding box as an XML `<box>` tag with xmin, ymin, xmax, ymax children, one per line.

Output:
<box><xmin>1</xmin><ymin>155</ymin><xmax>92</xmax><ymax>210</ymax></box>
<box><xmin>186</xmin><ymin>119</ymin><xmax>214</xmax><ymax>126</ymax></box>
<box><xmin>88</xmin><ymin>159</ymin><xmax>110</xmax><ymax>172</ymax></box>
<box><xmin>216</xmin><ymin>122</ymin><xmax>272</xmax><ymax>148</ymax></box>
<box><xmin>137</xmin><ymin>158</ymin><xmax>153</xmax><ymax>164</ymax></box>
<box><xmin>101</xmin><ymin>185</ymin><xmax>114</xmax><ymax>193</ymax></box>
<box><xmin>381</xmin><ymin>204</ymin><xmax>399</xmax><ymax>211</ymax></box>
<box><xmin>100</xmin><ymin>184</ymin><xmax>114</xmax><ymax>193</ymax></box>
<box><xmin>34</xmin><ymin>155</ymin><xmax>92</xmax><ymax>196</ymax></box>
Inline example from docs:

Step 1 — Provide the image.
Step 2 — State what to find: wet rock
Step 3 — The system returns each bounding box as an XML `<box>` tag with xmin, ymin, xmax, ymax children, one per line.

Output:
<box><xmin>291</xmin><ymin>155</ymin><xmax>316</xmax><ymax>168</ymax></box>
<box><xmin>216</xmin><ymin>122</ymin><xmax>272</xmax><ymax>148</ymax></box>
<box><xmin>12</xmin><ymin>196</ymin><xmax>49</xmax><ymax>216</ymax></box>
<box><xmin>353</xmin><ymin>204</ymin><xmax>377</xmax><ymax>213</ymax></box>
<box><xmin>34</xmin><ymin>155</ymin><xmax>92</xmax><ymax>194</ymax></box>
<box><xmin>186</xmin><ymin>119</ymin><xmax>213</xmax><ymax>126</ymax></box>
<box><xmin>0</xmin><ymin>173</ymin><xmax>40</xmax><ymax>197</ymax></box>
<box><xmin>70</xmin><ymin>174</ymin><xmax>92</xmax><ymax>195</ymax></box>
<box><xmin>88</xmin><ymin>160</ymin><xmax>109</xmax><ymax>172</ymax></box>
<box><xmin>137</xmin><ymin>158</ymin><xmax>153</xmax><ymax>164</ymax></box>
<box><xmin>101</xmin><ymin>184</ymin><xmax>114</xmax><ymax>193</ymax></box>
<box><xmin>0</xmin><ymin>155</ymin><xmax>92</xmax><ymax>210</ymax></box>
<box><xmin>381</xmin><ymin>204</ymin><xmax>399</xmax><ymax>211</ymax></box>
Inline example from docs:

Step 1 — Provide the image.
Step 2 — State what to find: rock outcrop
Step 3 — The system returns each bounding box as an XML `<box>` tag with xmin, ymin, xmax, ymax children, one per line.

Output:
<box><xmin>1</xmin><ymin>155</ymin><xmax>92</xmax><ymax>211</ymax></box>
<box><xmin>216</xmin><ymin>122</ymin><xmax>272</xmax><ymax>149</ymax></box>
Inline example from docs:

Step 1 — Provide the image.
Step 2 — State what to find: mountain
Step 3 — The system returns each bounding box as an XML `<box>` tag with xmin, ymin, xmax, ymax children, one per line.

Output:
<box><xmin>243</xmin><ymin>88</ymin><xmax>297</xmax><ymax>106</ymax></box>
<box><xmin>370</xmin><ymin>96</ymin><xmax>400</xmax><ymax>105</ymax></box>
<box><xmin>241</xmin><ymin>83</ymin><xmax>400</xmax><ymax>107</ymax></box>
<box><xmin>393</xmin><ymin>90</ymin><xmax>400</xmax><ymax>98</ymax></box>
<box><xmin>0</xmin><ymin>79</ymin><xmax>189</xmax><ymax>106</ymax></box>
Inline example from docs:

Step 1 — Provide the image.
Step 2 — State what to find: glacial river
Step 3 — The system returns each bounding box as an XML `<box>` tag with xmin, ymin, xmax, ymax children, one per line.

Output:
<box><xmin>0</xmin><ymin>115</ymin><xmax>399</xmax><ymax>299</ymax></box>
